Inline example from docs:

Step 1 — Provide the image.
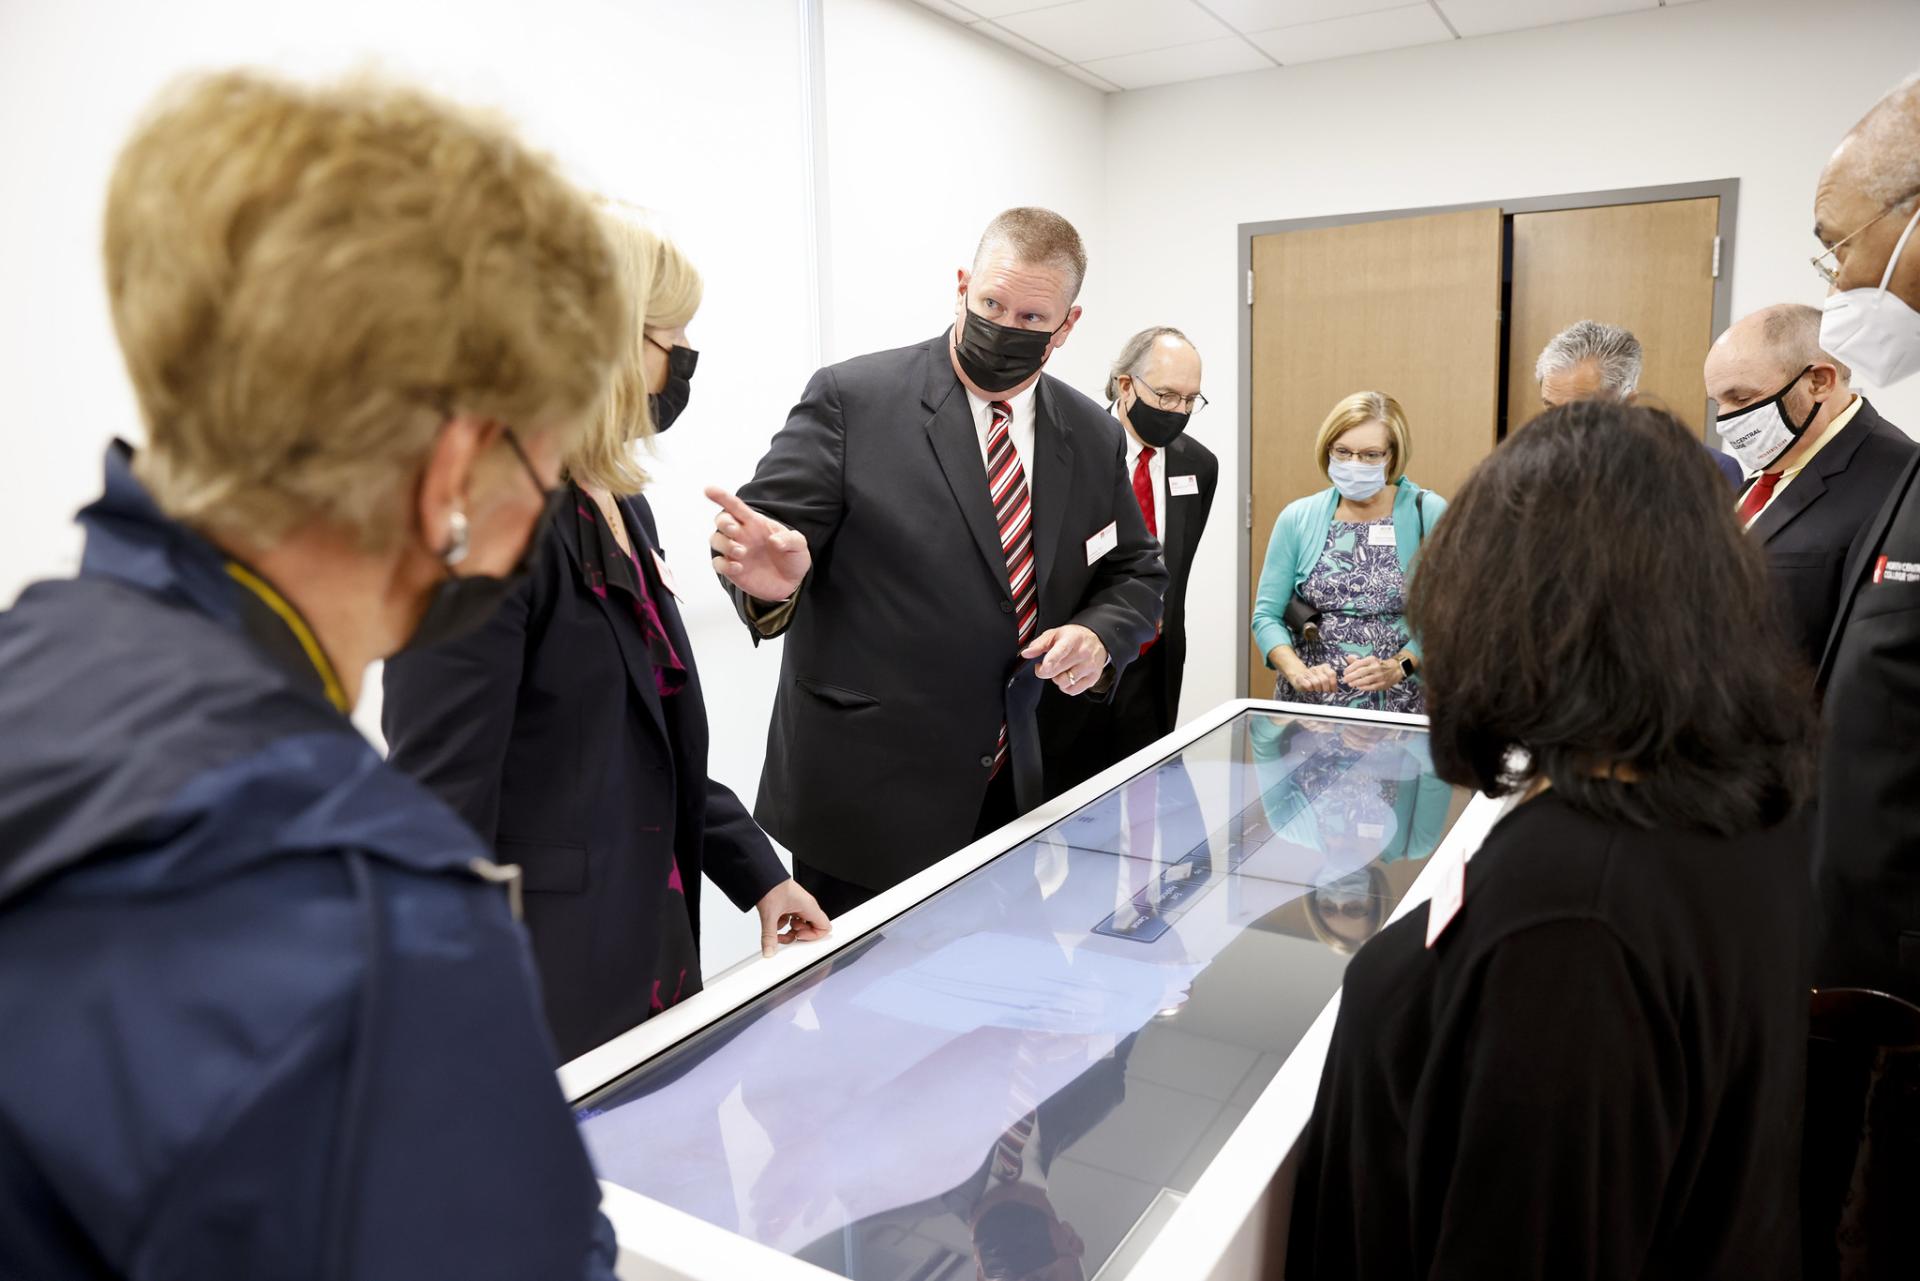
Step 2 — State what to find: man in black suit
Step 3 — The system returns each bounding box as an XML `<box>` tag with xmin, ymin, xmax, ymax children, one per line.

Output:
<box><xmin>1039</xmin><ymin>327</ymin><xmax>1218</xmax><ymax>799</ymax></box>
<box><xmin>707</xmin><ymin>208</ymin><xmax>1167</xmax><ymax>916</ymax></box>
<box><xmin>1809</xmin><ymin>72</ymin><xmax>1920</xmax><ymax>1001</ymax></box>
<box><xmin>1704</xmin><ymin>302</ymin><xmax>1915</xmax><ymax>675</ymax></box>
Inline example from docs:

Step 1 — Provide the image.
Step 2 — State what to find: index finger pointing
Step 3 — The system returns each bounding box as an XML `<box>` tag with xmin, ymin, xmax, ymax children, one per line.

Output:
<box><xmin>703</xmin><ymin>485</ymin><xmax>760</xmax><ymax>526</ymax></box>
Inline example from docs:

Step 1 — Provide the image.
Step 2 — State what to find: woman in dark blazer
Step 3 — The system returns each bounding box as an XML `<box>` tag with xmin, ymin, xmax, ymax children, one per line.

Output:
<box><xmin>1287</xmin><ymin>402</ymin><xmax>1817</xmax><ymax>1280</ymax></box>
<box><xmin>383</xmin><ymin>208</ymin><xmax>829</xmax><ymax>1063</ymax></box>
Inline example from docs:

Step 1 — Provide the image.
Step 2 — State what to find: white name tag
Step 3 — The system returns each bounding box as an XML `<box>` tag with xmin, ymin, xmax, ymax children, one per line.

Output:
<box><xmin>1085</xmin><ymin>521</ymin><xmax>1118</xmax><ymax>565</ymax></box>
<box><xmin>1367</xmin><ymin>524</ymin><xmax>1398</xmax><ymax>548</ymax></box>
<box><xmin>1169</xmin><ymin>474</ymin><xmax>1199</xmax><ymax>497</ymax></box>
<box><xmin>649</xmin><ymin>548</ymin><xmax>682</xmax><ymax>599</ymax></box>
<box><xmin>1425</xmin><ymin>842</ymin><xmax>1467</xmax><ymax>948</ymax></box>
<box><xmin>1357</xmin><ymin>822</ymin><xmax>1386</xmax><ymax>840</ymax></box>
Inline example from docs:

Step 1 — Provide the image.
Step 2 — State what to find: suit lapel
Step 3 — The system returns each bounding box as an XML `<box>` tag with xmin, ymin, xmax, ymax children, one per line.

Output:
<box><xmin>922</xmin><ymin>336</ymin><xmax>1017</xmax><ymax>600</ymax></box>
<box><xmin>1751</xmin><ymin>403</ymin><xmax>1876</xmax><ymax>545</ymax></box>
<box><xmin>1031</xmin><ymin>378</ymin><xmax>1075</xmax><ymax>606</ymax></box>
<box><xmin>1157</xmin><ymin>435</ymin><xmax>1191</xmax><ymax>587</ymax></box>
<box><xmin>554</xmin><ymin>489</ymin><xmax>670</xmax><ymax>744</ymax></box>
<box><xmin>1748</xmin><ymin>469</ymin><xmax>1828</xmax><ymax>545</ymax></box>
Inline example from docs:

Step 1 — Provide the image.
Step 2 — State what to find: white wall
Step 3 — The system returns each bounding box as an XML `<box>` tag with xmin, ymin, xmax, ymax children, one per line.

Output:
<box><xmin>820</xmin><ymin>0</ymin><xmax>1108</xmax><ymax>385</ymax></box>
<box><xmin>1095</xmin><ymin>0</ymin><xmax>1920</xmax><ymax>723</ymax></box>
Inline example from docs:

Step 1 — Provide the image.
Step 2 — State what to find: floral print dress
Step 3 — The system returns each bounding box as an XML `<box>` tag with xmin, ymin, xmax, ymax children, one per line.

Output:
<box><xmin>1275</xmin><ymin>518</ymin><xmax>1424</xmax><ymax>715</ymax></box>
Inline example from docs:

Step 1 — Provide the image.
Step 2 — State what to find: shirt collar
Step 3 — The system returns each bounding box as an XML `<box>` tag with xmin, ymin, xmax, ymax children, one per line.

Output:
<box><xmin>78</xmin><ymin>441</ymin><xmax>348</xmax><ymax>713</ymax></box>
<box><xmin>1780</xmin><ymin>393</ymin><xmax>1863</xmax><ymax>479</ymax></box>
<box><xmin>965</xmin><ymin>381</ymin><xmax>1037</xmax><ymax>423</ymax></box>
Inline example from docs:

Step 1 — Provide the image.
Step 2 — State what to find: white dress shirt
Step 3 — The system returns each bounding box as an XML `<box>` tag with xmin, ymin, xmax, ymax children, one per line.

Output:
<box><xmin>966</xmin><ymin>383</ymin><xmax>1038</xmax><ymax>480</ymax></box>
<box><xmin>1123</xmin><ymin>422</ymin><xmax>1167</xmax><ymax>542</ymax></box>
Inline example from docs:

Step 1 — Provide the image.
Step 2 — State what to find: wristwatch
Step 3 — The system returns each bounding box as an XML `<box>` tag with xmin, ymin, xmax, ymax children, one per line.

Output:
<box><xmin>1399</xmin><ymin>657</ymin><xmax>1416</xmax><ymax>681</ymax></box>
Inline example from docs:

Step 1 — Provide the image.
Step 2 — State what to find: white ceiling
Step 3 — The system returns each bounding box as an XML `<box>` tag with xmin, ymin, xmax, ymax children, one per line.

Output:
<box><xmin>910</xmin><ymin>0</ymin><xmax>1707</xmax><ymax>92</ymax></box>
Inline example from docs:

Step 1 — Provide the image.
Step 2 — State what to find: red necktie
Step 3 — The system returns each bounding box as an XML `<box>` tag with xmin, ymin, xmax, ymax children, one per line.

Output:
<box><xmin>1133</xmin><ymin>446</ymin><xmax>1160</xmax><ymax>657</ymax></box>
<box><xmin>1737</xmin><ymin>471</ymin><xmax>1782</xmax><ymax>524</ymax></box>
<box><xmin>989</xmin><ymin>401</ymin><xmax>1037</xmax><ymax>778</ymax></box>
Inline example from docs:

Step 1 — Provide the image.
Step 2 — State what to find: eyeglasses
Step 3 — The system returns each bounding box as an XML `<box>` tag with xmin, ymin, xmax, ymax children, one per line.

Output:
<box><xmin>1328</xmin><ymin>447</ymin><xmax>1390</xmax><ymax>465</ymax></box>
<box><xmin>1130</xmin><ymin>375</ymin><xmax>1207</xmax><ymax>416</ymax></box>
<box><xmin>1813</xmin><ymin>187</ymin><xmax>1920</xmax><ymax>286</ymax></box>
<box><xmin>499</xmin><ymin>426</ymin><xmax>556</xmax><ymax>502</ymax></box>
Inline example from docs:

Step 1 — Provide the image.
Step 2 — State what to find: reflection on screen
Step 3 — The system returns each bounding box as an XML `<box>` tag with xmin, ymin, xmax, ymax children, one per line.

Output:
<box><xmin>576</xmin><ymin>710</ymin><xmax>1469</xmax><ymax>1280</ymax></box>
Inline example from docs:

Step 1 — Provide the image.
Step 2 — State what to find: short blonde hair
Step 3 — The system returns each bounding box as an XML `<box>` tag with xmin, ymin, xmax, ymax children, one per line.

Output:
<box><xmin>1314</xmin><ymin>391</ymin><xmax>1411</xmax><ymax>484</ymax></box>
<box><xmin>569</xmin><ymin>204</ymin><xmax>705</xmax><ymax>495</ymax></box>
<box><xmin>106</xmin><ymin>70</ymin><xmax>629</xmax><ymax>548</ymax></box>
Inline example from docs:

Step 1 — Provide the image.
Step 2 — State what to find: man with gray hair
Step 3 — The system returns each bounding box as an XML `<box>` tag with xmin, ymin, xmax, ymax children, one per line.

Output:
<box><xmin>1537</xmin><ymin>318</ymin><xmax>1745</xmax><ymax>486</ymax></box>
<box><xmin>1040</xmin><ymin>326</ymin><xmax>1217</xmax><ymax>797</ymax></box>
<box><xmin>707</xmin><ymin>207</ymin><xmax>1166</xmax><ymax>915</ymax></box>
<box><xmin>1704</xmin><ymin>302</ymin><xmax>1914</xmax><ymax>671</ymax></box>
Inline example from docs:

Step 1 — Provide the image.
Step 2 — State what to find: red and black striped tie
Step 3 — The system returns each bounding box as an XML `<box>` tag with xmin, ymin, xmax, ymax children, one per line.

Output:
<box><xmin>988</xmin><ymin>400</ymin><xmax>1037</xmax><ymax>776</ymax></box>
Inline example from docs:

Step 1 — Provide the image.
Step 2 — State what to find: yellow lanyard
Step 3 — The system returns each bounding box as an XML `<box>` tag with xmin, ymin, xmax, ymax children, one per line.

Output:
<box><xmin>223</xmin><ymin>561</ymin><xmax>350</xmax><ymax>714</ymax></box>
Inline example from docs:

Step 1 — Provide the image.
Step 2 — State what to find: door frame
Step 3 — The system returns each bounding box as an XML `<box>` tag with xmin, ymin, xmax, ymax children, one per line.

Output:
<box><xmin>1233</xmin><ymin>178</ymin><xmax>1741</xmax><ymax>696</ymax></box>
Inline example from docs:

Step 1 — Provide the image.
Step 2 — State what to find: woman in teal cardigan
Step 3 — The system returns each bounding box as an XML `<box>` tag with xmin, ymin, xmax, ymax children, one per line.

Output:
<box><xmin>1251</xmin><ymin>391</ymin><xmax>1446</xmax><ymax>713</ymax></box>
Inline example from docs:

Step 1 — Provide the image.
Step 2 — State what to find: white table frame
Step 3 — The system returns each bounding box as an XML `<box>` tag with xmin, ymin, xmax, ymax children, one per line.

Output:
<box><xmin>559</xmin><ymin>699</ymin><xmax>1507</xmax><ymax>1281</ymax></box>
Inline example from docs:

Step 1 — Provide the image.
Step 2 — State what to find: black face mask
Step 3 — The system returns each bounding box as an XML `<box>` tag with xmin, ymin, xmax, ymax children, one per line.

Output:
<box><xmin>1125</xmin><ymin>391</ymin><xmax>1191</xmax><ymax>448</ymax></box>
<box><xmin>953</xmin><ymin>307</ymin><xmax>1060</xmax><ymax>394</ymax></box>
<box><xmin>648</xmin><ymin>342</ymin><xmax>699</xmax><ymax>433</ymax></box>
<box><xmin>399</xmin><ymin>430</ymin><xmax>565</xmax><ymax>654</ymax></box>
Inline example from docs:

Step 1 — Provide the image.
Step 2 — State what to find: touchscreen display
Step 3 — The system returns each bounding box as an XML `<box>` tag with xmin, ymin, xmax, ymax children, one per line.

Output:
<box><xmin>576</xmin><ymin>709</ymin><xmax>1471</xmax><ymax>1279</ymax></box>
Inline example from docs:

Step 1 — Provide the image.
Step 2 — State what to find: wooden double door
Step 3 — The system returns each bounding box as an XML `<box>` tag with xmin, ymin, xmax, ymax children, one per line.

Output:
<box><xmin>1245</xmin><ymin>195</ymin><xmax>1722</xmax><ymax>693</ymax></box>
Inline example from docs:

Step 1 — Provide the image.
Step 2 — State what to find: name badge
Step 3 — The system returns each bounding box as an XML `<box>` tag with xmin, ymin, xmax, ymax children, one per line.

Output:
<box><xmin>650</xmin><ymin>548</ymin><xmax>682</xmax><ymax>599</ymax></box>
<box><xmin>1367</xmin><ymin>524</ymin><xmax>1398</xmax><ymax>548</ymax></box>
<box><xmin>1424</xmin><ymin>841</ymin><xmax>1467</xmax><ymax>948</ymax></box>
<box><xmin>1085</xmin><ymin>521</ymin><xmax>1119</xmax><ymax>565</ymax></box>
<box><xmin>1169</xmin><ymin>474</ymin><xmax>1200</xmax><ymax>497</ymax></box>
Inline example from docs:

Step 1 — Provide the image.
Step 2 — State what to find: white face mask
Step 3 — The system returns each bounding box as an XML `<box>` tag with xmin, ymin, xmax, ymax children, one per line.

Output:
<box><xmin>1328</xmin><ymin>459</ymin><xmax>1388</xmax><ymax>502</ymax></box>
<box><xmin>1821</xmin><ymin>203</ymin><xmax>1920</xmax><ymax>388</ymax></box>
<box><xmin>1715</xmin><ymin>365</ymin><xmax>1819</xmax><ymax>473</ymax></box>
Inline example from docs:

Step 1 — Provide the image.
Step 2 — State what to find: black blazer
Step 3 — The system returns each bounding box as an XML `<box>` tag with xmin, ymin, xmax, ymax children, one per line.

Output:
<box><xmin>1039</xmin><ymin>429</ymin><xmax>1218</xmax><ymax>796</ymax></box>
<box><xmin>729</xmin><ymin>332</ymin><xmax>1168</xmax><ymax>891</ymax></box>
<box><xmin>1743</xmin><ymin>397</ymin><xmax>1916</xmax><ymax>673</ymax></box>
<box><xmin>1814</xmin><ymin>420</ymin><xmax>1920</xmax><ymax>1003</ymax></box>
<box><xmin>383</xmin><ymin>490</ymin><xmax>786</xmax><ymax>1062</ymax></box>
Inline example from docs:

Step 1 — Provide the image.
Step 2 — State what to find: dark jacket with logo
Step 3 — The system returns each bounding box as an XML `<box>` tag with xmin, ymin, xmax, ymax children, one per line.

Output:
<box><xmin>1741</xmin><ymin>397</ymin><xmax>1915</xmax><ymax>674</ymax></box>
<box><xmin>1816</xmin><ymin>432</ymin><xmax>1920</xmax><ymax>1002</ymax></box>
<box><xmin>0</xmin><ymin>446</ymin><xmax>613</xmax><ymax>1281</ymax></box>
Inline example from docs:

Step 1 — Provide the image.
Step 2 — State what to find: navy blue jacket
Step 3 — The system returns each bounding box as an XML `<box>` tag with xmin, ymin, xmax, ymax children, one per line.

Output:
<box><xmin>384</xmin><ymin>487</ymin><xmax>787</xmax><ymax>1063</ymax></box>
<box><xmin>0</xmin><ymin>446</ymin><xmax>614</xmax><ymax>1280</ymax></box>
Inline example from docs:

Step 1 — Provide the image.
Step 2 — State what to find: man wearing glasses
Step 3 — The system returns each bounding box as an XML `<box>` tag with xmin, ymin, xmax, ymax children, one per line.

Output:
<box><xmin>1040</xmin><ymin>327</ymin><xmax>1217</xmax><ymax>798</ymax></box>
<box><xmin>1808</xmin><ymin>71</ymin><xmax>1920</xmax><ymax>1005</ymax></box>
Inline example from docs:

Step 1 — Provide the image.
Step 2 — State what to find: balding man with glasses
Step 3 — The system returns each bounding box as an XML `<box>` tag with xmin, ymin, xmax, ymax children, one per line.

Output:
<box><xmin>1040</xmin><ymin>327</ymin><xmax>1217</xmax><ymax>798</ymax></box>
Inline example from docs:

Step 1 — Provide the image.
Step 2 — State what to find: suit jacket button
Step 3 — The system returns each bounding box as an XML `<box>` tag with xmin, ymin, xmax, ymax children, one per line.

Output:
<box><xmin>980</xmin><ymin>754</ymin><xmax>995</xmax><ymax>768</ymax></box>
<box><xmin>1000</xmin><ymin>600</ymin><xmax>1013</xmax><ymax>613</ymax></box>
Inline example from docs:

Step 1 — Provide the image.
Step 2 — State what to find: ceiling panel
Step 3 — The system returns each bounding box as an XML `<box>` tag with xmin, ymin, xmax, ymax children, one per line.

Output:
<box><xmin>1198</xmin><ymin>0</ymin><xmax>1416</xmax><ymax>31</ymax></box>
<box><xmin>1250</xmin><ymin>2</ymin><xmax>1453</xmax><ymax>63</ymax></box>
<box><xmin>996</xmin><ymin>0</ymin><xmax>1234</xmax><ymax>64</ymax></box>
<box><xmin>971</xmin><ymin>19</ymin><xmax>1072</xmax><ymax>63</ymax></box>
<box><xmin>1435</xmin><ymin>0</ymin><xmax>1657</xmax><ymax>39</ymax></box>
<box><xmin>1080</xmin><ymin>34</ymin><xmax>1277</xmax><ymax>89</ymax></box>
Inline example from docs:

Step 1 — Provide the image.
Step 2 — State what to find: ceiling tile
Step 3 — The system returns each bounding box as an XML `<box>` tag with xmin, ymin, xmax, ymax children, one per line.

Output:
<box><xmin>997</xmin><ymin>0</ymin><xmax>1233</xmax><ymax>64</ymax></box>
<box><xmin>1250</xmin><ymin>3</ymin><xmax>1453</xmax><ymax>63</ymax></box>
<box><xmin>1056</xmin><ymin>62</ymin><xmax>1127</xmax><ymax>92</ymax></box>
<box><xmin>1434</xmin><ymin>0</ymin><xmax>1656</xmax><ymax>39</ymax></box>
<box><xmin>1079</xmin><ymin>34</ymin><xmax>1276</xmax><ymax>89</ymax></box>
<box><xmin>909</xmin><ymin>0</ymin><xmax>986</xmax><ymax>21</ymax></box>
<box><xmin>1198</xmin><ymin>0</ymin><xmax>1413</xmax><ymax>34</ymax></box>
<box><xmin>964</xmin><ymin>0</ymin><xmax>1083</xmax><ymax>16</ymax></box>
<box><xmin>970</xmin><ymin>19</ymin><xmax>1071</xmax><ymax>64</ymax></box>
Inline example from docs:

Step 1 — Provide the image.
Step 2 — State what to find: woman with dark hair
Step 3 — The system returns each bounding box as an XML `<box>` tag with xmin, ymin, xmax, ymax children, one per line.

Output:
<box><xmin>1286</xmin><ymin>401</ymin><xmax>1816</xmax><ymax>1280</ymax></box>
